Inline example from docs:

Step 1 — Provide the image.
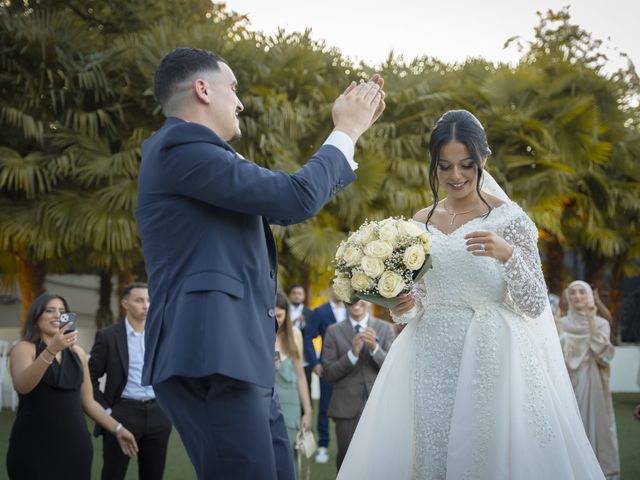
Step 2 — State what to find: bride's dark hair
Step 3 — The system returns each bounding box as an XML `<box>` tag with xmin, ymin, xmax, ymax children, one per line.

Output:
<box><xmin>425</xmin><ymin>110</ymin><xmax>492</xmax><ymax>227</ymax></box>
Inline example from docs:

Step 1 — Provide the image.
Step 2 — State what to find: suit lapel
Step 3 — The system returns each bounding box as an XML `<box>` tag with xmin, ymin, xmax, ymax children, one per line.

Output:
<box><xmin>338</xmin><ymin>318</ymin><xmax>355</xmax><ymax>346</ymax></box>
<box><xmin>261</xmin><ymin>217</ymin><xmax>278</xmax><ymax>276</ymax></box>
<box><xmin>115</xmin><ymin>321</ymin><xmax>129</xmax><ymax>375</ymax></box>
<box><xmin>325</xmin><ymin>304</ymin><xmax>337</xmax><ymax>325</ymax></box>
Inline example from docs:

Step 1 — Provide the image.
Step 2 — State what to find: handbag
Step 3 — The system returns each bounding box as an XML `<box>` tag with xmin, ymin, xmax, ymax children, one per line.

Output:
<box><xmin>295</xmin><ymin>429</ymin><xmax>317</xmax><ymax>459</ymax></box>
<box><xmin>295</xmin><ymin>429</ymin><xmax>317</xmax><ymax>480</ymax></box>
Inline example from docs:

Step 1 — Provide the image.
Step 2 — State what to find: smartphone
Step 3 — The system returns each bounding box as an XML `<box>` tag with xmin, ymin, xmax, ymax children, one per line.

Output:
<box><xmin>59</xmin><ymin>312</ymin><xmax>77</xmax><ymax>333</ymax></box>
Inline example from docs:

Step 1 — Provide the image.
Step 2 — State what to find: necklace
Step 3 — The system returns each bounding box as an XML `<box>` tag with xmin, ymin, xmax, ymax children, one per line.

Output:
<box><xmin>443</xmin><ymin>199</ymin><xmax>479</xmax><ymax>225</ymax></box>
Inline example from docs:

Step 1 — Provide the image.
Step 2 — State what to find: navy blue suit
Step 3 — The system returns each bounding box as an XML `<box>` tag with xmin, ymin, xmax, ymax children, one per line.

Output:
<box><xmin>136</xmin><ymin>117</ymin><xmax>355</xmax><ymax>479</ymax></box>
<box><xmin>304</xmin><ymin>302</ymin><xmax>348</xmax><ymax>448</ymax></box>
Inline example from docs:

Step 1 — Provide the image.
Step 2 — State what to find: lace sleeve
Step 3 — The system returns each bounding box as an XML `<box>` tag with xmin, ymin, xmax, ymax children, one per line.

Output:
<box><xmin>502</xmin><ymin>214</ymin><xmax>548</xmax><ymax>318</ymax></box>
<box><xmin>391</xmin><ymin>276</ymin><xmax>427</xmax><ymax>324</ymax></box>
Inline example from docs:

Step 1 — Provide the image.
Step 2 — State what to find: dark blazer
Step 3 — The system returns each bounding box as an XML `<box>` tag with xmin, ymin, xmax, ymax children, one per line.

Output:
<box><xmin>304</xmin><ymin>302</ymin><xmax>348</xmax><ymax>367</ymax></box>
<box><xmin>136</xmin><ymin>117</ymin><xmax>355</xmax><ymax>388</ymax></box>
<box><xmin>89</xmin><ymin>321</ymin><xmax>129</xmax><ymax>435</ymax></box>
<box><xmin>323</xmin><ymin>316</ymin><xmax>395</xmax><ymax>419</ymax></box>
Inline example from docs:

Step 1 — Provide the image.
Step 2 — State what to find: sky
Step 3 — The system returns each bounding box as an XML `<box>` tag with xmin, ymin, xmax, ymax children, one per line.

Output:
<box><xmin>226</xmin><ymin>0</ymin><xmax>637</xmax><ymax>73</ymax></box>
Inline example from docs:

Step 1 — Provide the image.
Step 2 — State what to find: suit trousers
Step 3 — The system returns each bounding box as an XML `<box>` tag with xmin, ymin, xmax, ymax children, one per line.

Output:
<box><xmin>317</xmin><ymin>377</ymin><xmax>334</xmax><ymax>448</ymax></box>
<box><xmin>334</xmin><ymin>411</ymin><xmax>362</xmax><ymax>471</ymax></box>
<box><xmin>102</xmin><ymin>398</ymin><xmax>172</xmax><ymax>480</ymax></box>
<box><xmin>154</xmin><ymin>374</ymin><xmax>295</xmax><ymax>480</ymax></box>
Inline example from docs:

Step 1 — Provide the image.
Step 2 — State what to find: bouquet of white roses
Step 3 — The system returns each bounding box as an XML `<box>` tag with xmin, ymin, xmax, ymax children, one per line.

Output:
<box><xmin>333</xmin><ymin>217</ymin><xmax>432</xmax><ymax>309</ymax></box>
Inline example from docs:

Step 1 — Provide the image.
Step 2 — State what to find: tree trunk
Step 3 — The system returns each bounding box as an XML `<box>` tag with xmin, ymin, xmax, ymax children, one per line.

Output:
<box><xmin>14</xmin><ymin>254</ymin><xmax>45</xmax><ymax>323</ymax></box>
<box><xmin>117</xmin><ymin>269</ymin><xmax>134</xmax><ymax>318</ymax></box>
<box><xmin>584</xmin><ymin>249</ymin><xmax>606</xmax><ymax>291</ymax></box>
<box><xmin>95</xmin><ymin>271</ymin><xmax>114</xmax><ymax>329</ymax></box>
<box><xmin>542</xmin><ymin>235</ymin><xmax>564</xmax><ymax>295</ymax></box>
<box><xmin>607</xmin><ymin>255</ymin><xmax>626</xmax><ymax>345</ymax></box>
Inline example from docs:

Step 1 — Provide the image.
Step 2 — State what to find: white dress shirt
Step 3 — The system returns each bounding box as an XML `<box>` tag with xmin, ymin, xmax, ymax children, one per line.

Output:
<box><xmin>324</xmin><ymin>131</ymin><xmax>358</xmax><ymax>170</ymax></box>
<box><xmin>290</xmin><ymin>304</ymin><xmax>305</xmax><ymax>329</ymax></box>
<box><xmin>121</xmin><ymin>317</ymin><xmax>155</xmax><ymax>401</ymax></box>
<box><xmin>330</xmin><ymin>301</ymin><xmax>347</xmax><ymax>324</ymax></box>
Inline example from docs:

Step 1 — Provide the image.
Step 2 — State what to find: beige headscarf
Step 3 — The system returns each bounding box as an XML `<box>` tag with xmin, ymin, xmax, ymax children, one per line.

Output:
<box><xmin>561</xmin><ymin>280</ymin><xmax>608</xmax><ymax>334</ymax></box>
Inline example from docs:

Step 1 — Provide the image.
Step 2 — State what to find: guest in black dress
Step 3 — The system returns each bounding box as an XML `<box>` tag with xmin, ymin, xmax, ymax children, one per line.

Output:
<box><xmin>6</xmin><ymin>293</ymin><xmax>138</xmax><ymax>479</ymax></box>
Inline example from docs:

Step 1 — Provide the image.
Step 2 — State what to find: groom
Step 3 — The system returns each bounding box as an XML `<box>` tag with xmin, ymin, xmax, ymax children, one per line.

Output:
<box><xmin>136</xmin><ymin>47</ymin><xmax>385</xmax><ymax>479</ymax></box>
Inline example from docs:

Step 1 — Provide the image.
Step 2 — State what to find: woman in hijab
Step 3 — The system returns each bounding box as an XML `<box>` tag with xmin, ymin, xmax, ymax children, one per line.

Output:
<box><xmin>559</xmin><ymin>280</ymin><xmax>620</xmax><ymax>480</ymax></box>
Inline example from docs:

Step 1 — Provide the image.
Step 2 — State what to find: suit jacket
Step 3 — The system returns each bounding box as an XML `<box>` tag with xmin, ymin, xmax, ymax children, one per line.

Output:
<box><xmin>136</xmin><ymin>117</ymin><xmax>355</xmax><ymax>388</ymax></box>
<box><xmin>304</xmin><ymin>302</ymin><xmax>348</xmax><ymax>367</ymax></box>
<box><xmin>323</xmin><ymin>316</ymin><xmax>395</xmax><ymax>419</ymax></box>
<box><xmin>89</xmin><ymin>321</ymin><xmax>129</xmax><ymax>436</ymax></box>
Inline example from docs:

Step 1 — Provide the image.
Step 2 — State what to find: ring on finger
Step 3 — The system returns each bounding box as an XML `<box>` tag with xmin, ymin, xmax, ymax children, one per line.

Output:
<box><xmin>478</xmin><ymin>244</ymin><xmax>485</xmax><ymax>252</ymax></box>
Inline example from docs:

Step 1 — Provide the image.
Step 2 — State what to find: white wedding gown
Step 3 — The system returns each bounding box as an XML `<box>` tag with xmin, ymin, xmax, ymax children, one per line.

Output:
<box><xmin>337</xmin><ymin>201</ymin><xmax>605</xmax><ymax>480</ymax></box>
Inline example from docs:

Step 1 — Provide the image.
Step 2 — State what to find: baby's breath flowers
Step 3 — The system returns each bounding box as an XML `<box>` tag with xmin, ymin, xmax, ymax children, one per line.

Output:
<box><xmin>333</xmin><ymin>218</ymin><xmax>432</xmax><ymax>308</ymax></box>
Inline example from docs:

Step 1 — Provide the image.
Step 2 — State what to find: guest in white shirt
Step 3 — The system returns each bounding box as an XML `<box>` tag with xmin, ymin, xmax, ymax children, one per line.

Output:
<box><xmin>288</xmin><ymin>284</ymin><xmax>314</xmax><ymax>393</ymax></box>
<box><xmin>89</xmin><ymin>283</ymin><xmax>172</xmax><ymax>480</ymax></box>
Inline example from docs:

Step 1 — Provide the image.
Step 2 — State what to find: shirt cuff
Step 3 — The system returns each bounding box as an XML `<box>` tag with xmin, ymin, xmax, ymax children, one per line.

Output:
<box><xmin>105</xmin><ymin>408</ymin><xmax>112</xmax><ymax>415</ymax></box>
<box><xmin>347</xmin><ymin>349</ymin><xmax>359</xmax><ymax>365</ymax></box>
<box><xmin>369</xmin><ymin>344</ymin><xmax>380</xmax><ymax>356</ymax></box>
<box><xmin>324</xmin><ymin>130</ymin><xmax>357</xmax><ymax>171</ymax></box>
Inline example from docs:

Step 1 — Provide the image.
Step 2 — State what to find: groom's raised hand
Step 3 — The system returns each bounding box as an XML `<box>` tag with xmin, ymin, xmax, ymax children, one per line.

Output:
<box><xmin>332</xmin><ymin>74</ymin><xmax>385</xmax><ymax>143</ymax></box>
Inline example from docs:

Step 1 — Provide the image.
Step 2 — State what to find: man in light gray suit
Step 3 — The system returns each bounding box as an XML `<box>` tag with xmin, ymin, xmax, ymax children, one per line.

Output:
<box><xmin>322</xmin><ymin>299</ymin><xmax>395</xmax><ymax>470</ymax></box>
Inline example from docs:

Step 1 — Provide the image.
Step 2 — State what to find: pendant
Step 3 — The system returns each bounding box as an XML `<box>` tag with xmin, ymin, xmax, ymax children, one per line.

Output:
<box><xmin>450</xmin><ymin>213</ymin><xmax>456</xmax><ymax>225</ymax></box>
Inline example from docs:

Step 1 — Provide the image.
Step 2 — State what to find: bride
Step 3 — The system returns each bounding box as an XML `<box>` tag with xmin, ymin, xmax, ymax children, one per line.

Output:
<box><xmin>336</xmin><ymin>110</ymin><xmax>605</xmax><ymax>479</ymax></box>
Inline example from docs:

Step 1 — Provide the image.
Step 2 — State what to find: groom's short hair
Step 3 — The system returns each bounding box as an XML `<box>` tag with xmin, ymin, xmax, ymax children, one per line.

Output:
<box><xmin>153</xmin><ymin>47</ymin><xmax>225</xmax><ymax>114</ymax></box>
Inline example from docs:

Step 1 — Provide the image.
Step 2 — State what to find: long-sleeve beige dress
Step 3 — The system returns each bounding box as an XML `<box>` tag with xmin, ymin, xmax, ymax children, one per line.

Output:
<box><xmin>559</xmin><ymin>283</ymin><xmax>620</xmax><ymax>480</ymax></box>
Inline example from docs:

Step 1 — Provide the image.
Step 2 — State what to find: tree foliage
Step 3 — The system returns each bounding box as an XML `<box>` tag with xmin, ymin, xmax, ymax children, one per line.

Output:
<box><xmin>0</xmin><ymin>3</ymin><xmax>638</xmax><ymax>335</ymax></box>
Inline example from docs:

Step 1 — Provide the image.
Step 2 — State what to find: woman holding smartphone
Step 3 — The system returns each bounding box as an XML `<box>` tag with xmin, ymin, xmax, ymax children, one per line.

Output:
<box><xmin>6</xmin><ymin>293</ymin><xmax>138</xmax><ymax>479</ymax></box>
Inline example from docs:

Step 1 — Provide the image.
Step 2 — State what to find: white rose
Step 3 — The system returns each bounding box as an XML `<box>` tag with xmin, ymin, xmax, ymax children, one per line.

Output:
<box><xmin>377</xmin><ymin>271</ymin><xmax>405</xmax><ymax>298</ymax></box>
<box><xmin>355</xmin><ymin>224</ymin><xmax>377</xmax><ymax>245</ymax></box>
<box><xmin>351</xmin><ymin>271</ymin><xmax>373</xmax><ymax>291</ymax></box>
<box><xmin>333</xmin><ymin>277</ymin><xmax>353</xmax><ymax>302</ymax></box>
<box><xmin>363</xmin><ymin>240</ymin><xmax>393</xmax><ymax>259</ymax></box>
<box><xmin>360</xmin><ymin>256</ymin><xmax>385</xmax><ymax>278</ymax></box>
<box><xmin>403</xmin><ymin>244</ymin><xmax>426</xmax><ymax>270</ymax></box>
<box><xmin>379</xmin><ymin>223</ymin><xmax>399</xmax><ymax>246</ymax></box>
<box><xmin>335</xmin><ymin>242</ymin><xmax>346</xmax><ymax>261</ymax></box>
<box><xmin>397</xmin><ymin>220</ymin><xmax>424</xmax><ymax>238</ymax></box>
<box><xmin>342</xmin><ymin>245</ymin><xmax>363</xmax><ymax>267</ymax></box>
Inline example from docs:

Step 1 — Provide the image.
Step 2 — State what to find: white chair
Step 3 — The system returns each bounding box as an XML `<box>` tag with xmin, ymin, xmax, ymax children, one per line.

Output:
<box><xmin>0</xmin><ymin>340</ymin><xmax>20</xmax><ymax>411</ymax></box>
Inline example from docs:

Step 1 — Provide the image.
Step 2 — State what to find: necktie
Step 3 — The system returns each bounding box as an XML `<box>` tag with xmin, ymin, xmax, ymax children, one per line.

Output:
<box><xmin>354</xmin><ymin>324</ymin><xmax>361</xmax><ymax>333</ymax></box>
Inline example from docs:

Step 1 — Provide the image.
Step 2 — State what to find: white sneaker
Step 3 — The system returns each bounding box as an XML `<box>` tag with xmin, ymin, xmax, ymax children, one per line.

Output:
<box><xmin>315</xmin><ymin>446</ymin><xmax>329</xmax><ymax>463</ymax></box>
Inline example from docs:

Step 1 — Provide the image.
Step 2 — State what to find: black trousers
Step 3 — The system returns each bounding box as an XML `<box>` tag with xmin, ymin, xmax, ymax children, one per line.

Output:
<box><xmin>102</xmin><ymin>398</ymin><xmax>172</xmax><ymax>480</ymax></box>
<box><xmin>154</xmin><ymin>374</ymin><xmax>295</xmax><ymax>480</ymax></box>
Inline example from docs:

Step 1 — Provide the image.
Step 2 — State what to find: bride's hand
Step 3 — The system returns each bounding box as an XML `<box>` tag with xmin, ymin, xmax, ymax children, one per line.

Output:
<box><xmin>464</xmin><ymin>230</ymin><xmax>514</xmax><ymax>263</ymax></box>
<box><xmin>390</xmin><ymin>294</ymin><xmax>415</xmax><ymax>316</ymax></box>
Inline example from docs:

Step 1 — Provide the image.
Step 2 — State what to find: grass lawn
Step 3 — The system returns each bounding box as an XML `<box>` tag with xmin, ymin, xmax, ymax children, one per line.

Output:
<box><xmin>0</xmin><ymin>394</ymin><xmax>638</xmax><ymax>479</ymax></box>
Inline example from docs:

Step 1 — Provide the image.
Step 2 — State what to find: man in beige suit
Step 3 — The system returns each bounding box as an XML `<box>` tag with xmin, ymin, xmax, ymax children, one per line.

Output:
<box><xmin>322</xmin><ymin>299</ymin><xmax>395</xmax><ymax>470</ymax></box>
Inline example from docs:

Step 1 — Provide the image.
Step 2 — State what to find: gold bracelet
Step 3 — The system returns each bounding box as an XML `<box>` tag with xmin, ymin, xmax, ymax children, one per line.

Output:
<box><xmin>39</xmin><ymin>352</ymin><xmax>53</xmax><ymax>365</ymax></box>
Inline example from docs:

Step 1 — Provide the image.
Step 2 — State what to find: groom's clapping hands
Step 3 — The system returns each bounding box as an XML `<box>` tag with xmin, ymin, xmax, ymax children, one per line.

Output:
<box><xmin>332</xmin><ymin>74</ymin><xmax>386</xmax><ymax>143</ymax></box>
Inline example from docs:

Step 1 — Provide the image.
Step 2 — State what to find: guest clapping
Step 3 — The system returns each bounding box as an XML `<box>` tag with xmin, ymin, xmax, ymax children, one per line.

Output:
<box><xmin>558</xmin><ymin>281</ymin><xmax>620</xmax><ymax>479</ymax></box>
<box><xmin>6</xmin><ymin>293</ymin><xmax>138</xmax><ymax>479</ymax></box>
